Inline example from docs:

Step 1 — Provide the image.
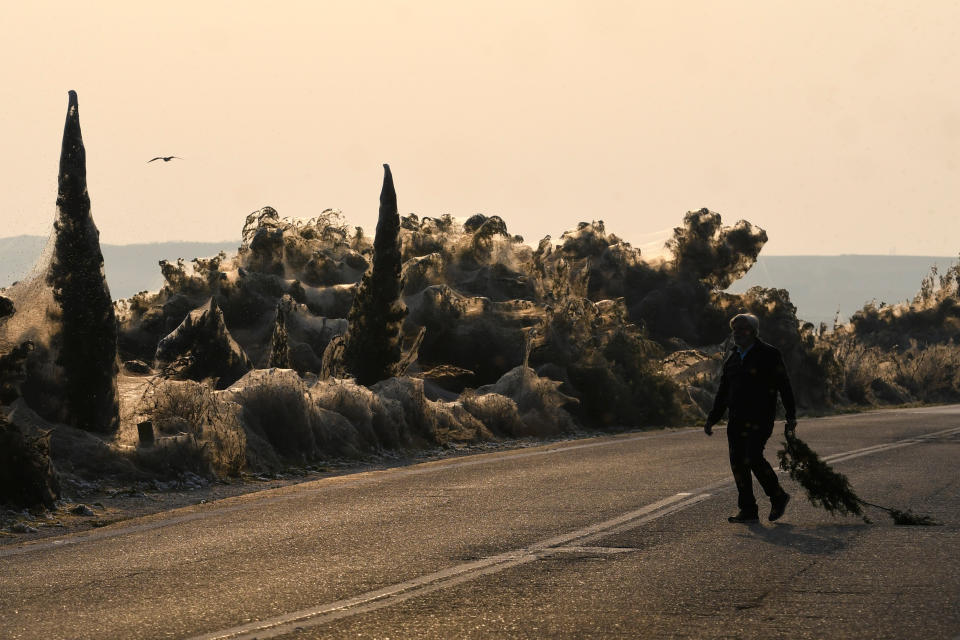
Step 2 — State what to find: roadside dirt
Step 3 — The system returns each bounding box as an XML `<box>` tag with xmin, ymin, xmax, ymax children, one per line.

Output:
<box><xmin>0</xmin><ymin>373</ymin><xmax>631</xmax><ymax>545</ymax></box>
<box><xmin>2</xmin><ymin>466</ymin><xmax>341</xmax><ymax>544</ymax></box>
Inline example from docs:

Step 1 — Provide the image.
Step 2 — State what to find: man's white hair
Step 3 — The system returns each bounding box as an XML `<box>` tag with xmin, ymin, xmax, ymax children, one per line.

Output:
<box><xmin>729</xmin><ymin>313</ymin><xmax>760</xmax><ymax>335</ymax></box>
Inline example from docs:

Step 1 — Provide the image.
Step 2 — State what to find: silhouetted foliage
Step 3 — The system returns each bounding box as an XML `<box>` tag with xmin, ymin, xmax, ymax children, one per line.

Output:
<box><xmin>848</xmin><ymin>260</ymin><xmax>960</xmax><ymax>351</ymax></box>
<box><xmin>45</xmin><ymin>91</ymin><xmax>119</xmax><ymax>433</ymax></box>
<box><xmin>288</xmin><ymin>279</ymin><xmax>307</xmax><ymax>304</ymax></box>
<box><xmin>885</xmin><ymin>507</ymin><xmax>938</xmax><ymax>526</ymax></box>
<box><xmin>779</xmin><ymin>433</ymin><xmax>938</xmax><ymax>525</ymax></box>
<box><xmin>0</xmin><ymin>416</ymin><xmax>60</xmax><ymax>509</ymax></box>
<box><xmin>667</xmin><ymin>208</ymin><xmax>767</xmax><ymax>289</ymax></box>
<box><xmin>566</xmin><ymin>330</ymin><xmax>680</xmax><ymax>428</ymax></box>
<box><xmin>0</xmin><ymin>295</ymin><xmax>13</xmax><ymax>320</ymax></box>
<box><xmin>343</xmin><ymin>165</ymin><xmax>408</xmax><ymax>386</ymax></box>
<box><xmin>0</xmin><ymin>341</ymin><xmax>35</xmax><ymax>404</ymax></box>
<box><xmin>155</xmin><ymin>297</ymin><xmax>252</xmax><ymax>389</ymax></box>
<box><xmin>103</xmin><ymin>168</ymin><xmax>960</xmax><ymax>467</ymax></box>
<box><xmin>777</xmin><ymin>432</ymin><xmax>866</xmax><ymax>521</ymax></box>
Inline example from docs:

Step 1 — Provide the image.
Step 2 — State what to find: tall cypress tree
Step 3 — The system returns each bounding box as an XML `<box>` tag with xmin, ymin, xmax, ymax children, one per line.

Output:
<box><xmin>46</xmin><ymin>91</ymin><xmax>119</xmax><ymax>433</ymax></box>
<box><xmin>343</xmin><ymin>164</ymin><xmax>407</xmax><ymax>386</ymax></box>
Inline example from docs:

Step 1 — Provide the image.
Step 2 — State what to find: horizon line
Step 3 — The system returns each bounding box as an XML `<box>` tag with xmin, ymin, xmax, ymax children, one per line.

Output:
<box><xmin>0</xmin><ymin>234</ymin><xmax>956</xmax><ymax>259</ymax></box>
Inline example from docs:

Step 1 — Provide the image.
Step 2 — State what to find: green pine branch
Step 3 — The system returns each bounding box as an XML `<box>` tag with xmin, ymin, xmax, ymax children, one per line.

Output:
<box><xmin>777</xmin><ymin>433</ymin><xmax>938</xmax><ymax>526</ymax></box>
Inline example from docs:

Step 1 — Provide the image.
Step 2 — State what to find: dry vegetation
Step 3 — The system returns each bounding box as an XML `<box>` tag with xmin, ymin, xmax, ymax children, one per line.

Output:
<box><xmin>5</xmin><ymin>200</ymin><xmax>960</xmax><ymax>518</ymax></box>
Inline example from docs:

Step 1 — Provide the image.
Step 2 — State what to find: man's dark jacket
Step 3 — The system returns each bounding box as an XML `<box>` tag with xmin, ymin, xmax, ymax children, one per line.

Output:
<box><xmin>707</xmin><ymin>339</ymin><xmax>796</xmax><ymax>427</ymax></box>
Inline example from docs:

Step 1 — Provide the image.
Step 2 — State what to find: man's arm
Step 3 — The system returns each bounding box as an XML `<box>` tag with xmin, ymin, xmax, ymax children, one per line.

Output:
<box><xmin>774</xmin><ymin>350</ymin><xmax>797</xmax><ymax>432</ymax></box>
<box><xmin>704</xmin><ymin>358</ymin><xmax>730</xmax><ymax>436</ymax></box>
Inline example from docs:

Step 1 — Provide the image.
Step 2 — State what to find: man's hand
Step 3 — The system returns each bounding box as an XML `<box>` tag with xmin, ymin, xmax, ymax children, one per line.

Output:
<box><xmin>704</xmin><ymin>420</ymin><xmax>714</xmax><ymax>436</ymax></box>
<box><xmin>785</xmin><ymin>419</ymin><xmax>797</xmax><ymax>437</ymax></box>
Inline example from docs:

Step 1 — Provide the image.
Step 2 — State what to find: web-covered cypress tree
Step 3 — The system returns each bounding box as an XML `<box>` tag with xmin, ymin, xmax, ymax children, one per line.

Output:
<box><xmin>45</xmin><ymin>91</ymin><xmax>120</xmax><ymax>433</ymax></box>
<box><xmin>343</xmin><ymin>164</ymin><xmax>407</xmax><ymax>386</ymax></box>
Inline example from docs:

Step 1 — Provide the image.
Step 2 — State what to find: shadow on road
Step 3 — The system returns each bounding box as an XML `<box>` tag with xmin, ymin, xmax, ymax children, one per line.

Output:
<box><xmin>735</xmin><ymin>522</ymin><xmax>869</xmax><ymax>555</ymax></box>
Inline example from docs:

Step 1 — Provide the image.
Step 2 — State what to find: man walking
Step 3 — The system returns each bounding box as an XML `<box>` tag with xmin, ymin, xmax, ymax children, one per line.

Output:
<box><xmin>705</xmin><ymin>313</ymin><xmax>797</xmax><ymax>523</ymax></box>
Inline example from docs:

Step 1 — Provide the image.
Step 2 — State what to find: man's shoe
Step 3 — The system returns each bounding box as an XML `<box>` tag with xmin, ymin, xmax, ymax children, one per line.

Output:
<box><xmin>727</xmin><ymin>511</ymin><xmax>759</xmax><ymax>524</ymax></box>
<box><xmin>769</xmin><ymin>492</ymin><xmax>790</xmax><ymax>521</ymax></box>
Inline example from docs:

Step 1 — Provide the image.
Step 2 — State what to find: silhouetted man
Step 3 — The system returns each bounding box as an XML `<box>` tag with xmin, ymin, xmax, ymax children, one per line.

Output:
<box><xmin>704</xmin><ymin>313</ymin><xmax>796</xmax><ymax>523</ymax></box>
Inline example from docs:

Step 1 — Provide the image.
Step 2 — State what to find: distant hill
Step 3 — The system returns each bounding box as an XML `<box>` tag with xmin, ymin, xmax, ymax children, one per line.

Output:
<box><xmin>726</xmin><ymin>255</ymin><xmax>956</xmax><ymax>326</ymax></box>
<box><xmin>0</xmin><ymin>235</ymin><xmax>239</xmax><ymax>300</ymax></box>
<box><xmin>0</xmin><ymin>236</ymin><xmax>952</xmax><ymax>325</ymax></box>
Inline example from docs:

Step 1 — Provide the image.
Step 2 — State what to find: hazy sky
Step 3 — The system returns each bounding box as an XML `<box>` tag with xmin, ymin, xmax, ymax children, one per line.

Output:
<box><xmin>2</xmin><ymin>1</ymin><xmax>958</xmax><ymax>255</ymax></box>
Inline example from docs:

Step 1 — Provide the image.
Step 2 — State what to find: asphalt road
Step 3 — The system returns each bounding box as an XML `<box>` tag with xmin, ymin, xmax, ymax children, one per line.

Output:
<box><xmin>2</xmin><ymin>406</ymin><xmax>959</xmax><ymax>639</ymax></box>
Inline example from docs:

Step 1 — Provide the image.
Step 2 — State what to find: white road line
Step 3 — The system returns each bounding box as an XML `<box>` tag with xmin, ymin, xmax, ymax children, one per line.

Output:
<box><xmin>201</xmin><ymin>552</ymin><xmax>543</xmax><ymax>640</ymax></box>
<box><xmin>912</xmin><ymin>425</ymin><xmax>960</xmax><ymax>439</ymax></box>
<box><xmin>572</xmin><ymin>493</ymin><xmax>714</xmax><ymax>546</ymax></box>
<box><xmin>826</xmin><ymin>442</ymin><xmax>917</xmax><ymax>465</ymax></box>
<box><xmin>8</xmin><ymin>422</ymin><xmax>958</xmax><ymax>559</ymax></box>
<box><xmin>187</xmin><ymin>492</ymin><xmax>711</xmax><ymax>640</ymax></box>
<box><xmin>547</xmin><ymin>546</ymin><xmax>636</xmax><ymax>554</ymax></box>
<box><xmin>822</xmin><ymin>426</ymin><xmax>960</xmax><ymax>465</ymax></box>
<box><xmin>525</xmin><ymin>493</ymin><xmax>695</xmax><ymax>551</ymax></box>
<box><xmin>187</xmin><ymin>423</ymin><xmax>960</xmax><ymax>640</ymax></box>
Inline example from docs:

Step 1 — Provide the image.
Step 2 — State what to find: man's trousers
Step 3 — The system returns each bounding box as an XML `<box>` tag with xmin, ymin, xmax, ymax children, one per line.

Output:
<box><xmin>726</xmin><ymin>420</ymin><xmax>785</xmax><ymax>515</ymax></box>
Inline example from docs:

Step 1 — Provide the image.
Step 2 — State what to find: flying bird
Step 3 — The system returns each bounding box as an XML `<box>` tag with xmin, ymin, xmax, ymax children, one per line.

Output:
<box><xmin>147</xmin><ymin>156</ymin><xmax>182</xmax><ymax>163</ymax></box>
